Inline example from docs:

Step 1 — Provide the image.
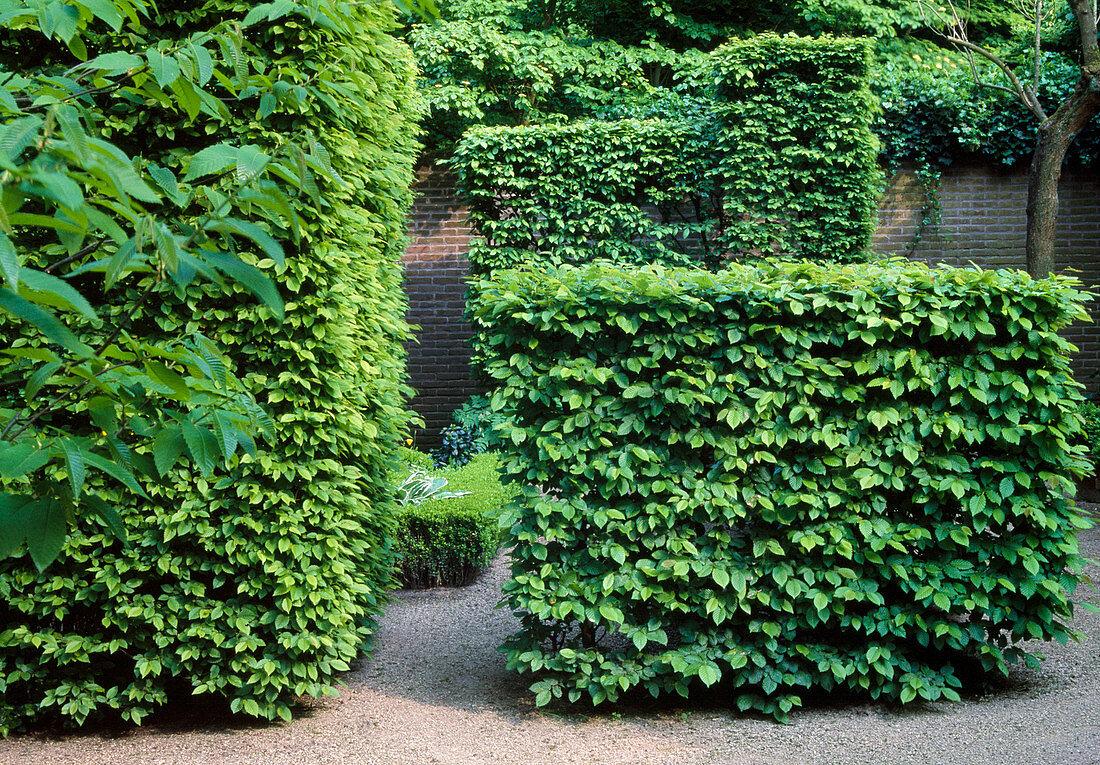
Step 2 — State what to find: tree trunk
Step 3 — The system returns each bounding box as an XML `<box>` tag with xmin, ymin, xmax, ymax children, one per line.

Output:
<box><xmin>1025</xmin><ymin>75</ymin><xmax>1100</xmax><ymax>278</ymax></box>
<box><xmin>1025</xmin><ymin>126</ymin><xmax>1069</xmax><ymax>279</ymax></box>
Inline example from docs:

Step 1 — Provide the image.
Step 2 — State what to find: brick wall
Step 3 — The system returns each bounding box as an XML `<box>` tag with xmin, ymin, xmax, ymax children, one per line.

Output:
<box><xmin>403</xmin><ymin>161</ymin><xmax>1100</xmax><ymax>444</ymax></box>
<box><xmin>403</xmin><ymin>162</ymin><xmax>483</xmax><ymax>446</ymax></box>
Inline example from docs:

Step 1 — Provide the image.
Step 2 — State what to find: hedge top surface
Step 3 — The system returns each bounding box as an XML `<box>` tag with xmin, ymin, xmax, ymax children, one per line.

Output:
<box><xmin>475</xmin><ymin>258</ymin><xmax>1088</xmax><ymax>333</ymax></box>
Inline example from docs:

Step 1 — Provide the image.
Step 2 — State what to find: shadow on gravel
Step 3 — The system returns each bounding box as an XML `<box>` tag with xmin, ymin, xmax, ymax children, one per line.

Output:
<box><xmin>349</xmin><ymin>515</ymin><xmax>1100</xmax><ymax>732</ymax></box>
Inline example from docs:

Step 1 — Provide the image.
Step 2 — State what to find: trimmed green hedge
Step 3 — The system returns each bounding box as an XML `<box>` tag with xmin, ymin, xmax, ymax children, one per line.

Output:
<box><xmin>454</xmin><ymin>120</ymin><xmax>711</xmax><ymax>276</ymax></box>
<box><xmin>452</xmin><ymin>35</ymin><xmax>880</xmax><ymax>277</ymax></box>
<box><xmin>710</xmin><ymin>35</ymin><xmax>881</xmax><ymax>262</ymax></box>
<box><xmin>393</xmin><ymin>453</ymin><xmax>511</xmax><ymax>588</ymax></box>
<box><xmin>472</xmin><ymin>260</ymin><xmax>1092</xmax><ymax>720</ymax></box>
<box><xmin>0</xmin><ymin>0</ymin><xmax>418</xmax><ymax>731</ymax></box>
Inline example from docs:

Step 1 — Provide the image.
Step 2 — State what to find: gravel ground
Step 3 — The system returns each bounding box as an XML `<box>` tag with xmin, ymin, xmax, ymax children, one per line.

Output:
<box><xmin>2</xmin><ymin>520</ymin><xmax>1099</xmax><ymax>765</ymax></box>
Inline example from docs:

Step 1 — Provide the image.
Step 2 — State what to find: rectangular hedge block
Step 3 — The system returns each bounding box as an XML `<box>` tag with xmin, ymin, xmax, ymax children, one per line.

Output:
<box><xmin>454</xmin><ymin>119</ymin><xmax>712</xmax><ymax>275</ymax></box>
<box><xmin>710</xmin><ymin>35</ymin><xmax>881</xmax><ymax>262</ymax></box>
<box><xmin>472</xmin><ymin>259</ymin><xmax>1092</xmax><ymax>719</ymax></box>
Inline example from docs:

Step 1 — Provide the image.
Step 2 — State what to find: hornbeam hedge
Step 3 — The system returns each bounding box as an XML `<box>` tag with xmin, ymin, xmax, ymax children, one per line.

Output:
<box><xmin>452</xmin><ymin>35</ymin><xmax>881</xmax><ymax>277</ymax></box>
<box><xmin>472</xmin><ymin>259</ymin><xmax>1093</xmax><ymax>720</ymax></box>
<box><xmin>0</xmin><ymin>0</ymin><xmax>418</xmax><ymax>732</ymax></box>
<box><xmin>709</xmin><ymin>35</ymin><xmax>881</xmax><ymax>263</ymax></box>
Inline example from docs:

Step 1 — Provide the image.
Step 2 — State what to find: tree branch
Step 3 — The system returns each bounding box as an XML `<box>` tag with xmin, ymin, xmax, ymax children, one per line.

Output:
<box><xmin>1069</xmin><ymin>0</ymin><xmax>1100</xmax><ymax>73</ymax></box>
<box><xmin>946</xmin><ymin>35</ymin><xmax>1048</xmax><ymax>120</ymax></box>
<box><xmin>1032</xmin><ymin>0</ymin><xmax>1045</xmax><ymax>96</ymax></box>
<box><xmin>44</xmin><ymin>237</ymin><xmax>108</xmax><ymax>274</ymax></box>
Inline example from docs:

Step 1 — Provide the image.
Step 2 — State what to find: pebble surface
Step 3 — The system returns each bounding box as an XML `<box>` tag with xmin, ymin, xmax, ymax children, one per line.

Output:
<box><xmin>2</xmin><ymin>522</ymin><xmax>1098</xmax><ymax>765</ymax></box>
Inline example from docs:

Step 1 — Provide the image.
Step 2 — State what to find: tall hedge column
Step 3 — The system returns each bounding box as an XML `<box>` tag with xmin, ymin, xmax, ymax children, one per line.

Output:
<box><xmin>0</xmin><ymin>0</ymin><xmax>419</xmax><ymax>731</ymax></box>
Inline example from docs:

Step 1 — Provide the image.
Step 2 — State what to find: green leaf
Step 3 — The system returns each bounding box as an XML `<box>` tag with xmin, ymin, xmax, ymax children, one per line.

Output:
<box><xmin>203</xmin><ymin>218</ymin><xmax>284</xmax><ymax>266</ymax></box>
<box><xmin>0</xmin><ymin>233</ymin><xmax>20</xmax><ymax>291</ymax></box>
<box><xmin>146</xmin><ymin>164</ymin><xmax>184</xmax><ymax>206</ymax></box>
<box><xmin>183</xmin><ymin>144</ymin><xmax>239</xmax><ymax>181</ymax></box>
<box><xmin>598</xmin><ymin>604</ymin><xmax>624</xmax><ymax>624</ymax></box>
<box><xmin>78</xmin><ymin>0</ymin><xmax>123</xmax><ymax>30</ymax></box>
<box><xmin>212</xmin><ymin>411</ymin><xmax>239</xmax><ymax>460</ymax></box>
<box><xmin>697</xmin><ymin>662</ymin><xmax>721</xmax><ymax>687</ymax></box>
<box><xmin>83</xmin><ymin>451</ymin><xmax>147</xmax><ymax>497</ymax></box>
<box><xmin>181</xmin><ymin>420</ymin><xmax>219</xmax><ymax>477</ymax></box>
<box><xmin>151</xmin><ymin>427</ymin><xmax>187</xmax><ymax>477</ymax></box>
<box><xmin>61</xmin><ymin>440</ymin><xmax>86</xmax><ymax>499</ymax></box>
<box><xmin>0</xmin><ymin>287</ymin><xmax>91</xmax><ymax>353</ymax></box>
<box><xmin>236</xmin><ymin>144</ymin><xmax>270</xmax><ymax>183</ymax></box>
<box><xmin>0</xmin><ymin>493</ymin><xmax>31</xmax><ymax>558</ymax></box>
<box><xmin>24</xmin><ymin>360</ymin><xmax>62</xmax><ymax>400</ymax></box>
<box><xmin>144</xmin><ymin>360</ymin><xmax>191</xmax><ymax>401</ymax></box>
<box><xmin>85</xmin><ymin>495</ymin><xmax>127</xmax><ymax>540</ymax></box>
<box><xmin>0</xmin><ymin>443</ymin><xmax>51</xmax><ymax>478</ymax></box>
<box><xmin>0</xmin><ymin>116</ymin><xmax>44</xmax><ymax>160</ymax></box>
<box><xmin>146</xmin><ymin>49</ymin><xmax>181</xmax><ymax>89</ymax></box>
<box><xmin>25</xmin><ymin>498</ymin><xmax>68</xmax><ymax>572</ymax></box>
<box><xmin>79</xmin><ymin>51</ymin><xmax>144</xmax><ymax>72</ymax></box>
<box><xmin>27</xmin><ymin>171</ymin><xmax>84</xmax><ymax>210</ymax></box>
<box><xmin>19</xmin><ymin>268</ymin><xmax>98</xmax><ymax>320</ymax></box>
<box><xmin>199</xmin><ymin>250</ymin><xmax>284</xmax><ymax>320</ymax></box>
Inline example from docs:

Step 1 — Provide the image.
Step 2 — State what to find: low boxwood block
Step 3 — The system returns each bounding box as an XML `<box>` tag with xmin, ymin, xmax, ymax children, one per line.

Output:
<box><xmin>394</xmin><ymin>453</ymin><xmax>512</xmax><ymax>588</ymax></box>
<box><xmin>472</xmin><ymin>259</ymin><xmax>1093</xmax><ymax>720</ymax></box>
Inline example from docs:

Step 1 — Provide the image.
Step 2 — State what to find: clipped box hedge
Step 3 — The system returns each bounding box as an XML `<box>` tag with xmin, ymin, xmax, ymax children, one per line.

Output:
<box><xmin>472</xmin><ymin>260</ymin><xmax>1092</xmax><ymax>720</ymax></box>
<box><xmin>394</xmin><ymin>452</ymin><xmax>511</xmax><ymax>588</ymax></box>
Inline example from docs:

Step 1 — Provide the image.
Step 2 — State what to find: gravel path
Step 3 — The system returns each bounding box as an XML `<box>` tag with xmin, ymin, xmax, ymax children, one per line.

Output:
<box><xmin>2</xmin><ymin>525</ymin><xmax>1099</xmax><ymax>765</ymax></box>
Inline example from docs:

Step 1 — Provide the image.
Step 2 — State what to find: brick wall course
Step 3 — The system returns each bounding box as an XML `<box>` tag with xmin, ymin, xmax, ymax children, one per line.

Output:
<box><xmin>403</xmin><ymin>161</ymin><xmax>1100</xmax><ymax>445</ymax></box>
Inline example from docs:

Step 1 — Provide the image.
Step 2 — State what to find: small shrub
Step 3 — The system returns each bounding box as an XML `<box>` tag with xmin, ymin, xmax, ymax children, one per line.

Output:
<box><xmin>433</xmin><ymin>396</ymin><xmax>506</xmax><ymax>467</ymax></box>
<box><xmin>398</xmin><ymin>446</ymin><xmax>437</xmax><ymax>470</ymax></box>
<box><xmin>1079</xmin><ymin>401</ymin><xmax>1100</xmax><ymax>472</ymax></box>
<box><xmin>393</xmin><ymin>453</ymin><xmax>511</xmax><ymax>588</ymax></box>
<box><xmin>453</xmin><ymin>395</ymin><xmax>505</xmax><ymax>451</ymax></box>
<box><xmin>434</xmin><ymin>424</ymin><xmax>483</xmax><ymax>468</ymax></box>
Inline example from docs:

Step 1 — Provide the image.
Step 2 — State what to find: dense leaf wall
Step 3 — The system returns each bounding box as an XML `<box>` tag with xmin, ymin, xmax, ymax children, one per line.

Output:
<box><xmin>452</xmin><ymin>35</ymin><xmax>881</xmax><ymax>275</ymax></box>
<box><xmin>472</xmin><ymin>260</ymin><xmax>1092</xmax><ymax>720</ymax></box>
<box><xmin>454</xmin><ymin>120</ymin><xmax>715</xmax><ymax>275</ymax></box>
<box><xmin>0</xmin><ymin>0</ymin><xmax>419</xmax><ymax>730</ymax></box>
<box><xmin>709</xmin><ymin>35</ymin><xmax>881</xmax><ymax>262</ymax></box>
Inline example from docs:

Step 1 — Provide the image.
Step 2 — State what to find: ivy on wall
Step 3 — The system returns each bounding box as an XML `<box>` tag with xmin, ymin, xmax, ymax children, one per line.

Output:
<box><xmin>873</xmin><ymin>58</ymin><xmax>1100</xmax><ymax>246</ymax></box>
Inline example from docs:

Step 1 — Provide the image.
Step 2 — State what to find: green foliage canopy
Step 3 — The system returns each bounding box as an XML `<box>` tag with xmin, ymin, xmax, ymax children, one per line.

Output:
<box><xmin>453</xmin><ymin>36</ymin><xmax>880</xmax><ymax>277</ymax></box>
<box><xmin>410</xmin><ymin>0</ymin><xmax>1021</xmax><ymax>150</ymax></box>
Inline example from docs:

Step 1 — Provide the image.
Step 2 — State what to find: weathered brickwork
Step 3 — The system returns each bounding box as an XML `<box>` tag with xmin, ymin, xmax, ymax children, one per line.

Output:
<box><xmin>404</xmin><ymin>161</ymin><xmax>1100</xmax><ymax>443</ymax></box>
<box><xmin>403</xmin><ymin>162</ymin><xmax>482</xmax><ymax>446</ymax></box>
